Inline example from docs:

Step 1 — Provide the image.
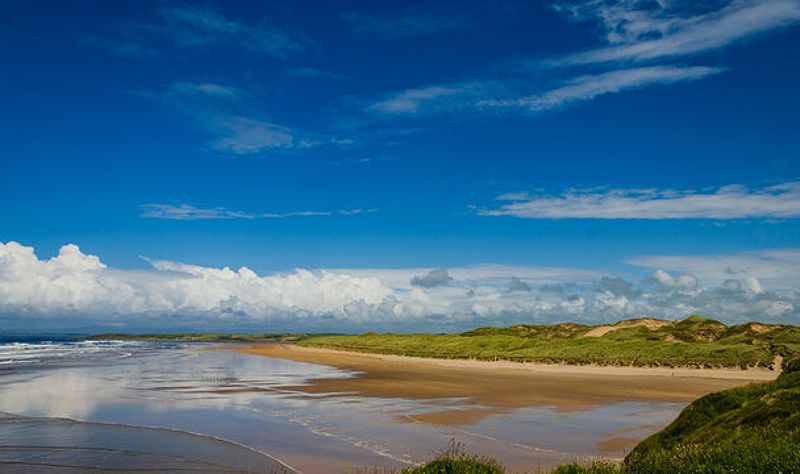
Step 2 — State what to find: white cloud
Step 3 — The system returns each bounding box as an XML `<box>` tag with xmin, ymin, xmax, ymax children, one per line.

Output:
<box><xmin>262</xmin><ymin>210</ymin><xmax>331</xmax><ymax>218</ymax></box>
<box><xmin>366</xmin><ymin>66</ymin><xmax>719</xmax><ymax>117</ymax></box>
<box><xmin>481</xmin><ymin>182</ymin><xmax>800</xmax><ymax>219</ymax></box>
<box><xmin>141</xmin><ymin>204</ymin><xmax>255</xmax><ymax>220</ymax></box>
<box><xmin>555</xmin><ymin>0</ymin><xmax>800</xmax><ymax>66</ymax></box>
<box><xmin>211</xmin><ymin>116</ymin><xmax>298</xmax><ymax>153</ymax></box>
<box><xmin>353</xmin><ymin>1</ymin><xmax>798</xmax><ymax>125</ymax></box>
<box><xmin>0</xmin><ymin>241</ymin><xmax>391</xmax><ymax>323</ymax></box>
<box><xmin>337</xmin><ymin>208</ymin><xmax>380</xmax><ymax>216</ymax></box>
<box><xmin>141</xmin><ymin>204</ymin><xmax>378</xmax><ymax>220</ymax></box>
<box><xmin>368</xmin><ymin>83</ymin><xmax>484</xmax><ymax>115</ymax></box>
<box><xmin>374</xmin><ymin>64</ymin><xmax>719</xmax><ymax>121</ymax></box>
<box><xmin>652</xmin><ymin>269</ymin><xmax>698</xmax><ymax>290</ymax></box>
<box><xmin>1</xmin><ymin>241</ymin><xmax>798</xmax><ymax>330</ymax></box>
<box><xmin>143</xmin><ymin>82</ymin><xmax>329</xmax><ymax>155</ymax></box>
<box><xmin>482</xmin><ymin>66</ymin><xmax>722</xmax><ymax>112</ymax></box>
<box><xmin>330</xmin><ymin>264</ymin><xmax>603</xmax><ymax>290</ymax></box>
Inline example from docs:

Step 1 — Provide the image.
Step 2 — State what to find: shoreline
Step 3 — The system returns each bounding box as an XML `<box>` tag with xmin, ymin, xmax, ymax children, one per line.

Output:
<box><xmin>235</xmin><ymin>343</ymin><xmax>775</xmax><ymax>427</ymax></box>
<box><xmin>0</xmin><ymin>411</ymin><xmax>299</xmax><ymax>473</ymax></box>
<box><xmin>249</xmin><ymin>343</ymin><xmax>781</xmax><ymax>381</ymax></box>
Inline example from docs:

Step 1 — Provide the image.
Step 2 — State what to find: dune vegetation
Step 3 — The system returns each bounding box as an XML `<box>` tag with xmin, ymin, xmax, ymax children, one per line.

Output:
<box><xmin>402</xmin><ymin>355</ymin><xmax>800</xmax><ymax>473</ymax></box>
<box><xmin>300</xmin><ymin>316</ymin><xmax>800</xmax><ymax>369</ymax></box>
<box><xmin>400</xmin><ymin>441</ymin><xmax>505</xmax><ymax>474</ymax></box>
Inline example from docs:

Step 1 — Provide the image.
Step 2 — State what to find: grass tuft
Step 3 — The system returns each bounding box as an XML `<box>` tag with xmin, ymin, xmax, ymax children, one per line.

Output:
<box><xmin>551</xmin><ymin>460</ymin><xmax>620</xmax><ymax>474</ymax></box>
<box><xmin>401</xmin><ymin>440</ymin><xmax>505</xmax><ymax>474</ymax></box>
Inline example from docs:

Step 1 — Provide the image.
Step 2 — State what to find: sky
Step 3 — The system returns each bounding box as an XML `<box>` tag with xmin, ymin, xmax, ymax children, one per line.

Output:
<box><xmin>1</xmin><ymin>0</ymin><xmax>800</xmax><ymax>332</ymax></box>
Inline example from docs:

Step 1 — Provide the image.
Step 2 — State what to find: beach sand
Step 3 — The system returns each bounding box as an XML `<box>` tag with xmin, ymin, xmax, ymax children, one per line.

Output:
<box><xmin>237</xmin><ymin>343</ymin><xmax>777</xmax><ymax>425</ymax></box>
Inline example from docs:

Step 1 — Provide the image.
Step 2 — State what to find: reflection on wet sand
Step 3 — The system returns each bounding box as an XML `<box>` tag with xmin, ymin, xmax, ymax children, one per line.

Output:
<box><xmin>239</xmin><ymin>343</ymin><xmax>755</xmax><ymax>422</ymax></box>
<box><xmin>0</xmin><ymin>343</ymin><xmax>743</xmax><ymax>473</ymax></box>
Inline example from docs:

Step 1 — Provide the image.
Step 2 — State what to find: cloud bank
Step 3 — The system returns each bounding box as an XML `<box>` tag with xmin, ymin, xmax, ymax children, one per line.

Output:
<box><xmin>482</xmin><ymin>182</ymin><xmax>800</xmax><ymax>219</ymax></box>
<box><xmin>1</xmin><ymin>241</ymin><xmax>798</xmax><ymax>331</ymax></box>
<box><xmin>410</xmin><ymin>269</ymin><xmax>454</xmax><ymax>288</ymax></box>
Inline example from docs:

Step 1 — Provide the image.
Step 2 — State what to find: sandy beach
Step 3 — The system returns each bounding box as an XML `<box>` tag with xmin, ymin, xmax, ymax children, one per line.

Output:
<box><xmin>237</xmin><ymin>343</ymin><xmax>777</xmax><ymax>426</ymax></box>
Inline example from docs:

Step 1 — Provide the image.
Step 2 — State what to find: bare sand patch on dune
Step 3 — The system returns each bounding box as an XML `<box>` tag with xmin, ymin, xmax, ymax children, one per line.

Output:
<box><xmin>580</xmin><ymin>318</ymin><xmax>672</xmax><ymax>338</ymax></box>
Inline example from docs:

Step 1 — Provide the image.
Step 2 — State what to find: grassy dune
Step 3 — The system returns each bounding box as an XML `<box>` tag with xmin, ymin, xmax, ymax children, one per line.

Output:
<box><xmin>300</xmin><ymin>316</ymin><xmax>800</xmax><ymax>369</ymax></box>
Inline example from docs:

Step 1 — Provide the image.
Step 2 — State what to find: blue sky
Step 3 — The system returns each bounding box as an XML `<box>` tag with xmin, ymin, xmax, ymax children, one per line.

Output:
<box><xmin>1</xmin><ymin>0</ymin><xmax>800</xmax><ymax>331</ymax></box>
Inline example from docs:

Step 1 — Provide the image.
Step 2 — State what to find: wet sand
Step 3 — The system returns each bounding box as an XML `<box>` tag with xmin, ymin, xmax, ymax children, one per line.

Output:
<box><xmin>238</xmin><ymin>343</ymin><xmax>776</xmax><ymax>425</ymax></box>
<box><xmin>0</xmin><ymin>412</ymin><xmax>295</xmax><ymax>473</ymax></box>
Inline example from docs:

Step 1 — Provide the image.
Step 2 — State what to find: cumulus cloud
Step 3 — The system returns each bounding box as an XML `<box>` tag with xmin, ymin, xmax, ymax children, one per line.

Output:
<box><xmin>596</xmin><ymin>276</ymin><xmax>639</xmax><ymax>297</ymax></box>
<box><xmin>410</xmin><ymin>268</ymin><xmax>454</xmax><ymax>288</ymax></box>
<box><xmin>508</xmin><ymin>277</ymin><xmax>531</xmax><ymax>292</ymax></box>
<box><xmin>0</xmin><ymin>241</ymin><xmax>390</xmax><ymax>324</ymax></box>
<box><xmin>1</xmin><ymin>241</ymin><xmax>798</xmax><ymax>331</ymax></box>
<box><xmin>481</xmin><ymin>182</ymin><xmax>800</xmax><ymax>219</ymax></box>
<box><xmin>652</xmin><ymin>269</ymin><xmax>698</xmax><ymax>290</ymax></box>
<box><xmin>332</xmin><ymin>265</ymin><xmax>602</xmax><ymax>290</ymax></box>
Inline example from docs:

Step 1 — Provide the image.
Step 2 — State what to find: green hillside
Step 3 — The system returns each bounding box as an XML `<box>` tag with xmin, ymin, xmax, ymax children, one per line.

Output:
<box><xmin>300</xmin><ymin>316</ymin><xmax>800</xmax><ymax>369</ymax></box>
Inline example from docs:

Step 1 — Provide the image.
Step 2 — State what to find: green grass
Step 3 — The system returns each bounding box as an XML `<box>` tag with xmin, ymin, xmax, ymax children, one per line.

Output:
<box><xmin>400</xmin><ymin>441</ymin><xmax>505</xmax><ymax>474</ymax></box>
<box><xmin>551</xmin><ymin>461</ymin><xmax>620</xmax><ymax>474</ymax></box>
<box><xmin>299</xmin><ymin>316</ymin><xmax>800</xmax><ymax>369</ymax></box>
<box><xmin>620</xmin><ymin>354</ymin><xmax>800</xmax><ymax>473</ymax></box>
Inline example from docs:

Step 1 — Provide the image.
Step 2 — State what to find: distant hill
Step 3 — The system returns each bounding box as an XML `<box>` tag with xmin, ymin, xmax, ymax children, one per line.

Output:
<box><xmin>299</xmin><ymin>316</ymin><xmax>800</xmax><ymax>369</ymax></box>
